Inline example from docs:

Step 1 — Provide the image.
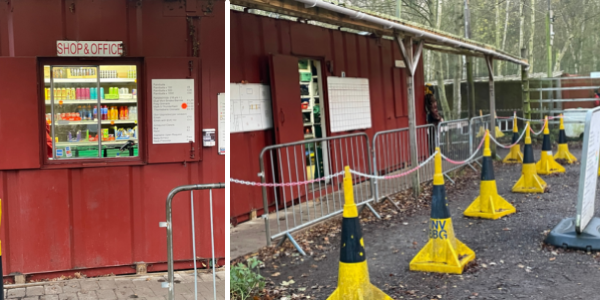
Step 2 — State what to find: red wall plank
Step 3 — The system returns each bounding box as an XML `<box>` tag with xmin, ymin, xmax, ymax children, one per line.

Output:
<box><xmin>5</xmin><ymin>170</ymin><xmax>71</xmax><ymax>273</ymax></box>
<box><xmin>0</xmin><ymin>57</ymin><xmax>41</xmax><ymax>170</ymax></box>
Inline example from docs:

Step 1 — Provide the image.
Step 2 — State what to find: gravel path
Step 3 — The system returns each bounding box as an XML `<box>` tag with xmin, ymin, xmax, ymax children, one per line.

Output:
<box><xmin>257</xmin><ymin>145</ymin><xmax>600</xmax><ymax>300</ymax></box>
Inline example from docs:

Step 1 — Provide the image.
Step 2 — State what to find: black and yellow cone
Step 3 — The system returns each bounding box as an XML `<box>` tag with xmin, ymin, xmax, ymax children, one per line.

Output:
<box><xmin>476</xmin><ymin>110</ymin><xmax>486</xmax><ymax>138</ymax></box>
<box><xmin>494</xmin><ymin>112</ymin><xmax>505</xmax><ymax>138</ymax></box>
<box><xmin>327</xmin><ymin>167</ymin><xmax>392</xmax><ymax>300</ymax></box>
<box><xmin>409</xmin><ymin>148</ymin><xmax>476</xmax><ymax>274</ymax></box>
<box><xmin>512</xmin><ymin>122</ymin><xmax>547</xmax><ymax>193</ymax></box>
<box><xmin>535</xmin><ymin>116</ymin><xmax>565</xmax><ymax>175</ymax></box>
<box><xmin>553</xmin><ymin>114</ymin><xmax>577</xmax><ymax>164</ymax></box>
<box><xmin>464</xmin><ymin>130</ymin><xmax>516</xmax><ymax>219</ymax></box>
<box><xmin>502</xmin><ymin>115</ymin><xmax>523</xmax><ymax>163</ymax></box>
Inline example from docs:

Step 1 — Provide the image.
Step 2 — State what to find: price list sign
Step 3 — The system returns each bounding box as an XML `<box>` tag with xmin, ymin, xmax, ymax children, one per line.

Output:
<box><xmin>152</xmin><ymin>79</ymin><xmax>195</xmax><ymax>144</ymax></box>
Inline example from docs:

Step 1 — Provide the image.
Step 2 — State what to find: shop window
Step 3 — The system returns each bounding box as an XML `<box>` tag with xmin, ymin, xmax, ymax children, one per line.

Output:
<box><xmin>44</xmin><ymin>65</ymin><xmax>139</xmax><ymax>160</ymax></box>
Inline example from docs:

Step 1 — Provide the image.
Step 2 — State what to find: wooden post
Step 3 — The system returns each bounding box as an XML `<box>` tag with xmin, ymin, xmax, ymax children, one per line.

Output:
<box><xmin>485</xmin><ymin>55</ymin><xmax>497</xmax><ymax>158</ymax></box>
<box><xmin>396</xmin><ymin>35</ymin><xmax>423</xmax><ymax>198</ymax></box>
<box><xmin>521</xmin><ymin>48</ymin><xmax>531</xmax><ymax>120</ymax></box>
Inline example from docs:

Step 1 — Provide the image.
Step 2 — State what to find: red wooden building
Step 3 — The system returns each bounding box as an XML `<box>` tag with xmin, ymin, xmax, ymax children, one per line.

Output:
<box><xmin>0</xmin><ymin>0</ymin><xmax>224</xmax><ymax>281</ymax></box>
<box><xmin>229</xmin><ymin>0</ymin><xmax>528</xmax><ymax>224</ymax></box>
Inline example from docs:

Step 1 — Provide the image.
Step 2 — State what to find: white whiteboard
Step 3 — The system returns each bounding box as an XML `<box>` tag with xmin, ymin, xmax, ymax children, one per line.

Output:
<box><xmin>230</xmin><ymin>83</ymin><xmax>273</xmax><ymax>133</ymax></box>
<box><xmin>218</xmin><ymin>93</ymin><xmax>225</xmax><ymax>155</ymax></box>
<box><xmin>576</xmin><ymin>107</ymin><xmax>600</xmax><ymax>232</ymax></box>
<box><xmin>151</xmin><ymin>79</ymin><xmax>195</xmax><ymax>144</ymax></box>
<box><xmin>327</xmin><ymin>77</ymin><xmax>372</xmax><ymax>133</ymax></box>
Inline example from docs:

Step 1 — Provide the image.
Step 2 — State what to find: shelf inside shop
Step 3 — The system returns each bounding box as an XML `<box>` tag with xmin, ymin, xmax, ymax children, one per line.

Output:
<box><xmin>304</xmin><ymin>134</ymin><xmax>315</xmax><ymax>139</ymax></box>
<box><xmin>56</xmin><ymin>139</ymin><xmax>138</xmax><ymax>147</ymax></box>
<box><xmin>44</xmin><ymin>78</ymin><xmax>136</xmax><ymax>84</ymax></box>
<box><xmin>302</xmin><ymin>109</ymin><xmax>312</xmax><ymax>113</ymax></box>
<box><xmin>303</xmin><ymin>123</ymin><xmax>312</xmax><ymax>126</ymax></box>
<box><xmin>45</xmin><ymin>100</ymin><xmax>137</xmax><ymax>105</ymax></box>
<box><xmin>52</xmin><ymin>120</ymin><xmax>137</xmax><ymax>126</ymax></box>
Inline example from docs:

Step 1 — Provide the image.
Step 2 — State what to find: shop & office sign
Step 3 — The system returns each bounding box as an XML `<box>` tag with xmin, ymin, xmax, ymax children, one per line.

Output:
<box><xmin>57</xmin><ymin>41</ymin><xmax>124</xmax><ymax>57</ymax></box>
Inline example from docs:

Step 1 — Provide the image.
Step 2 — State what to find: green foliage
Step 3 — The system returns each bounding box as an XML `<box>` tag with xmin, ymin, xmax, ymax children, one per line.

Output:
<box><xmin>230</xmin><ymin>257</ymin><xmax>266</xmax><ymax>300</ymax></box>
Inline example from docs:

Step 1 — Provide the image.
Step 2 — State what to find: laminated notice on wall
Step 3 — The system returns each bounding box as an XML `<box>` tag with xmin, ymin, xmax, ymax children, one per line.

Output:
<box><xmin>152</xmin><ymin>79</ymin><xmax>195</xmax><ymax>144</ymax></box>
<box><xmin>327</xmin><ymin>77</ymin><xmax>372</xmax><ymax>133</ymax></box>
<box><xmin>230</xmin><ymin>83</ymin><xmax>273</xmax><ymax>133</ymax></box>
<box><xmin>218</xmin><ymin>93</ymin><xmax>226</xmax><ymax>155</ymax></box>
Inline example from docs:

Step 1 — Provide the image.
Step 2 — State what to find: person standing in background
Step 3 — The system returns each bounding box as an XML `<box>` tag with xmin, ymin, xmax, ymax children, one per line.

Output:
<box><xmin>425</xmin><ymin>84</ymin><xmax>443</xmax><ymax>156</ymax></box>
<box><xmin>425</xmin><ymin>84</ymin><xmax>443</xmax><ymax>126</ymax></box>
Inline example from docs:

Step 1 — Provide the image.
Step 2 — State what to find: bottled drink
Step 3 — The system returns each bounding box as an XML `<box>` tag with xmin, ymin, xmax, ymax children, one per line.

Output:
<box><xmin>93</xmin><ymin>106</ymin><xmax>98</xmax><ymax>120</ymax></box>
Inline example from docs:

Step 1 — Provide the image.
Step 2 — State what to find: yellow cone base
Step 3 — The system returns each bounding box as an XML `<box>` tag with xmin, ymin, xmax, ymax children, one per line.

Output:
<box><xmin>495</xmin><ymin>126</ymin><xmax>505</xmax><ymax>138</ymax></box>
<box><xmin>512</xmin><ymin>163</ymin><xmax>547</xmax><ymax>193</ymax></box>
<box><xmin>464</xmin><ymin>181</ymin><xmax>516</xmax><ymax>219</ymax></box>
<box><xmin>536</xmin><ymin>151</ymin><xmax>565</xmax><ymax>175</ymax></box>
<box><xmin>503</xmin><ymin>145</ymin><xmax>523</xmax><ymax>164</ymax></box>
<box><xmin>327</xmin><ymin>261</ymin><xmax>392</xmax><ymax>300</ymax></box>
<box><xmin>409</xmin><ymin>218</ymin><xmax>475</xmax><ymax>274</ymax></box>
<box><xmin>554</xmin><ymin>144</ymin><xmax>577</xmax><ymax>164</ymax></box>
<box><xmin>476</xmin><ymin>127</ymin><xmax>485</xmax><ymax>138</ymax></box>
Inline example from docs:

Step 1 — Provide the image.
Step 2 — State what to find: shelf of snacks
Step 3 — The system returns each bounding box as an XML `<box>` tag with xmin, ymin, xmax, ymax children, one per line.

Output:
<box><xmin>56</xmin><ymin>139</ymin><xmax>138</xmax><ymax>147</ymax></box>
<box><xmin>45</xmin><ymin>100</ymin><xmax>138</xmax><ymax>105</ymax></box>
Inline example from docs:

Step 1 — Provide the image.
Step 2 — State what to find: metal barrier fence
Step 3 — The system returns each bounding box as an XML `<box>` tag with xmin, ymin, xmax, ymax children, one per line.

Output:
<box><xmin>372</xmin><ymin>124</ymin><xmax>436</xmax><ymax>206</ymax></box>
<box><xmin>251</xmin><ymin>113</ymin><xmax>582</xmax><ymax>254</ymax></box>
<box><xmin>437</xmin><ymin>118</ymin><xmax>474</xmax><ymax>181</ymax></box>
<box><xmin>159</xmin><ymin>183</ymin><xmax>225</xmax><ymax>300</ymax></box>
<box><xmin>469</xmin><ymin>114</ymin><xmax>491</xmax><ymax>163</ymax></box>
<box><xmin>258</xmin><ymin>133</ymin><xmax>374</xmax><ymax>254</ymax></box>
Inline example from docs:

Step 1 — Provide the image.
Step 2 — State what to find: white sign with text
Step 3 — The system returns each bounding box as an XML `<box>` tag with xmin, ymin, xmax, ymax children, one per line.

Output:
<box><xmin>576</xmin><ymin>107</ymin><xmax>600</xmax><ymax>232</ymax></box>
<box><xmin>152</xmin><ymin>79</ymin><xmax>195</xmax><ymax>144</ymax></box>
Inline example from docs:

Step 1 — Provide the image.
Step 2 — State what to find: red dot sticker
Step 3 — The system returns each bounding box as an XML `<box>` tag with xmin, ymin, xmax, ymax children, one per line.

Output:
<box><xmin>181</xmin><ymin>103</ymin><xmax>188</xmax><ymax>109</ymax></box>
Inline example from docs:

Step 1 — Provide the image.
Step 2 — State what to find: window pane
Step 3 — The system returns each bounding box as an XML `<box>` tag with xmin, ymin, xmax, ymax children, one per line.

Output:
<box><xmin>43</xmin><ymin>64</ymin><xmax>139</xmax><ymax>160</ymax></box>
<box><xmin>98</xmin><ymin>65</ymin><xmax>139</xmax><ymax>158</ymax></box>
<box><xmin>45</xmin><ymin>66</ymin><xmax>101</xmax><ymax>160</ymax></box>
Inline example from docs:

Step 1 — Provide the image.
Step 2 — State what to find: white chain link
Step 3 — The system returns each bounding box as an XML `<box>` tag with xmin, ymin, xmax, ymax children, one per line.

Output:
<box><xmin>489</xmin><ymin>123</ymin><xmax>529</xmax><ymax>149</ymax></box>
<box><xmin>349</xmin><ymin>151</ymin><xmax>438</xmax><ymax>180</ymax></box>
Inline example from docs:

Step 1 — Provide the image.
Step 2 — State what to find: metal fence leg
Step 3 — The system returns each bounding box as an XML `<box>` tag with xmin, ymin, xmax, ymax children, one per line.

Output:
<box><xmin>277</xmin><ymin>234</ymin><xmax>288</xmax><ymax>247</ymax></box>
<box><xmin>444</xmin><ymin>173</ymin><xmax>456</xmax><ymax>184</ymax></box>
<box><xmin>467</xmin><ymin>162</ymin><xmax>478</xmax><ymax>172</ymax></box>
<box><xmin>382</xmin><ymin>196</ymin><xmax>402</xmax><ymax>212</ymax></box>
<box><xmin>285</xmin><ymin>233</ymin><xmax>307</xmax><ymax>256</ymax></box>
<box><xmin>359</xmin><ymin>202</ymin><xmax>381</xmax><ymax>219</ymax></box>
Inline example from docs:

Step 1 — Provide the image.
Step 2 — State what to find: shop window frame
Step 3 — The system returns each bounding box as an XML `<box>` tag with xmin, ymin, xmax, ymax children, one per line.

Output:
<box><xmin>39</xmin><ymin>58</ymin><xmax>145</xmax><ymax>169</ymax></box>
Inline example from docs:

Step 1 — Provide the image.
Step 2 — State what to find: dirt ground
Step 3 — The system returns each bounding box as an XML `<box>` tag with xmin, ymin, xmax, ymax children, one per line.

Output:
<box><xmin>243</xmin><ymin>143</ymin><xmax>600</xmax><ymax>300</ymax></box>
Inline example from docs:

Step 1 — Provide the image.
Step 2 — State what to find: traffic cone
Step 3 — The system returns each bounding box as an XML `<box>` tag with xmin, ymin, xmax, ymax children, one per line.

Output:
<box><xmin>494</xmin><ymin>113</ymin><xmax>505</xmax><ymax>138</ymax></box>
<box><xmin>409</xmin><ymin>148</ymin><xmax>476</xmax><ymax>274</ymax></box>
<box><xmin>476</xmin><ymin>110</ymin><xmax>486</xmax><ymax>138</ymax></box>
<box><xmin>327</xmin><ymin>167</ymin><xmax>392</xmax><ymax>300</ymax></box>
<box><xmin>553</xmin><ymin>114</ymin><xmax>577</xmax><ymax>164</ymax></box>
<box><xmin>535</xmin><ymin>116</ymin><xmax>565</xmax><ymax>175</ymax></box>
<box><xmin>464</xmin><ymin>130</ymin><xmax>516</xmax><ymax>219</ymax></box>
<box><xmin>502</xmin><ymin>115</ymin><xmax>523</xmax><ymax>164</ymax></box>
<box><xmin>512</xmin><ymin>122</ymin><xmax>547</xmax><ymax>193</ymax></box>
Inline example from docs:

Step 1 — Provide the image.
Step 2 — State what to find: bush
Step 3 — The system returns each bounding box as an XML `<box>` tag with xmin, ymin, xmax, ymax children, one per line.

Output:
<box><xmin>230</xmin><ymin>257</ymin><xmax>266</xmax><ymax>300</ymax></box>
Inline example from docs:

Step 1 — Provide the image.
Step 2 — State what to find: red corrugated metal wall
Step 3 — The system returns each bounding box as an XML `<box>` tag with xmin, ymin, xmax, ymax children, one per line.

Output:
<box><xmin>230</xmin><ymin>11</ymin><xmax>426</xmax><ymax>221</ymax></box>
<box><xmin>0</xmin><ymin>0</ymin><xmax>224</xmax><ymax>279</ymax></box>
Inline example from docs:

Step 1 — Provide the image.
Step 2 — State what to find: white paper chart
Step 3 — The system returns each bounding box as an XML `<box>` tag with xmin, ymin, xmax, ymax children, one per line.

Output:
<box><xmin>230</xmin><ymin>83</ymin><xmax>273</xmax><ymax>133</ymax></box>
<box><xmin>151</xmin><ymin>79</ymin><xmax>195</xmax><ymax>144</ymax></box>
<box><xmin>577</xmin><ymin>108</ymin><xmax>600</xmax><ymax>231</ymax></box>
<box><xmin>218</xmin><ymin>93</ymin><xmax>226</xmax><ymax>155</ymax></box>
<box><xmin>327</xmin><ymin>77</ymin><xmax>372</xmax><ymax>133</ymax></box>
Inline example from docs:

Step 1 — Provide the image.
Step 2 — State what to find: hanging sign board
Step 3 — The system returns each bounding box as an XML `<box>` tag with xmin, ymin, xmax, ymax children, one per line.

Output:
<box><xmin>57</xmin><ymin>41</ymin><xmax>124</xmax><ymax>57</ymax></box>
<box><xmin>152</xmin><ymin>79</ymin><xmax>195</xmax><ymax>144</ymax></box>
<box><xmin>576</xmin><ymin>107</ymin><xmax>600</xmax><ymax>232</ymax></box>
